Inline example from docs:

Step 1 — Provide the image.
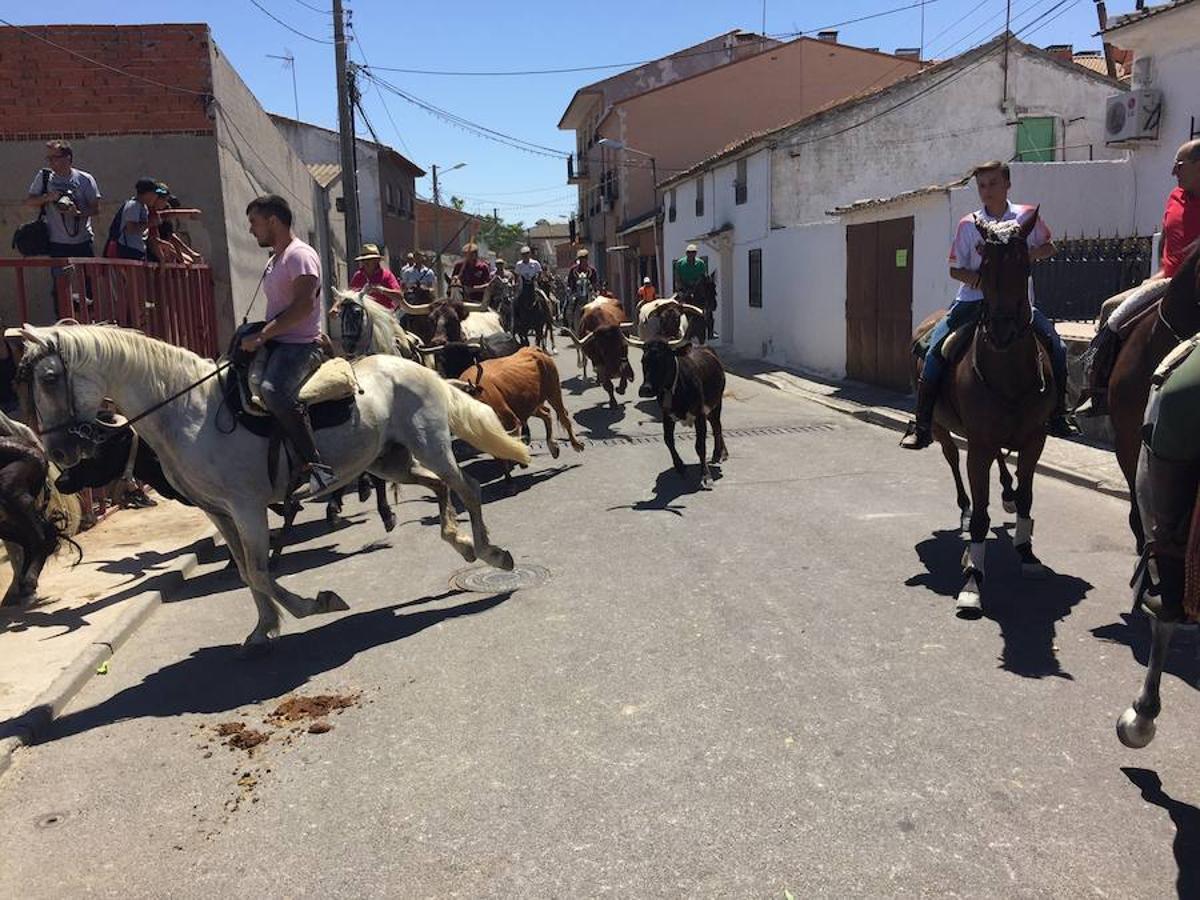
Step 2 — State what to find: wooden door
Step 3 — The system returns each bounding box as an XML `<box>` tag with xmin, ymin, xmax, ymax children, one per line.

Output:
<box><xmin>845</xmin><ymin>217</ymin><xmax>914</xmax><ymax>391</ymax></box>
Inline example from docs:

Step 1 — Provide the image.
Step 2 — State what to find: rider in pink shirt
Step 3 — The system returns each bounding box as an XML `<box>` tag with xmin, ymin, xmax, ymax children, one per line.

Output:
<box><xmin>240</xmin><ymin>194</ymin><xmax>334</xmax><ymax>493</ymax></box>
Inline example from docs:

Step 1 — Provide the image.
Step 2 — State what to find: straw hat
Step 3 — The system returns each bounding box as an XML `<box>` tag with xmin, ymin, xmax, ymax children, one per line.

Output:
<box><xmin>686</xmin><ymin>243</ymin><xmax>698</xmax><ymax>253</ymax></box>
<box><xmin>577</xmin><ymin>248</ymin><xmax>589</xmax><ymax>258</ymax></box>
<box><xmin>519</xmin><ymin>245</ymin><xmax>531</xmax><ymax>254</ymax></box>
<box><xmin>355</xmin><ymin>243</ymin><xmax>383</xmax><ymax>262</ymax></box>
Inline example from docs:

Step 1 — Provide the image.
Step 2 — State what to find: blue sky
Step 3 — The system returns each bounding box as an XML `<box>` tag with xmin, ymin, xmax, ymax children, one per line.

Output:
<box><xmin>11</xmin><ymin>0</ymin><xmax>1115</xmax><ymax>225</ymax></box>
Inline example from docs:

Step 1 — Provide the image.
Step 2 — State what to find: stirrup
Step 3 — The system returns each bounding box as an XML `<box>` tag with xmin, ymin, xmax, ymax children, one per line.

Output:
<box><xmin>899</xmin><ymin>420</ymin><xmax>933</xmax><ymax>450</ymax></box>
<box><xmin>305</xmin><ymin>463</ymin><xmax>337</xmax><ymax>496</ymax></box>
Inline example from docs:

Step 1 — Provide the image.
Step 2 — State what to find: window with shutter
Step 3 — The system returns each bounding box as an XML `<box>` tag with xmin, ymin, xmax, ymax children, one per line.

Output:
<box><xmin>735</xmin><ymin>158</ymin><xmax>748</xmax><ymax>205</ymax></box>
<box><xmin>695</xmin><ymin>177</ymin><xmax>705</xmax><ymax>217</ymax></box>
<box><xmin>1015</xmin><ymin>117</ymin><xmax>1056</xmax><ymax>162</ymax></box>
<box><xmin>748</xmin><ymin>248</ymin><xmax>762</xmax><ymax>307</ymax></box>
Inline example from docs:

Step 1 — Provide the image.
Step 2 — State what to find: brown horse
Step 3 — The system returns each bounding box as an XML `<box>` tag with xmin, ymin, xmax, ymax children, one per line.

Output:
<box><xmin>912</xmin><ymin>212</ymin><xmax>1055</xmax><ymax>617</ymax></box>
<box><xmin>1107</xmin><ymin>247</ymin><xmax>1200</xmax><ymax>552</ymax></box>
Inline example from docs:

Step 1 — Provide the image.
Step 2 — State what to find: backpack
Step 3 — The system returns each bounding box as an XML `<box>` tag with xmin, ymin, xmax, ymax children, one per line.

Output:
<box><xmin>11</xmin><ymin>169</ymin><xmax>51</xmax><ymax>257</ymax></box>
<box><xmin>103</xmin><ymin>202</ymin><xmax>129</xmax><ymax>259</ymax></box>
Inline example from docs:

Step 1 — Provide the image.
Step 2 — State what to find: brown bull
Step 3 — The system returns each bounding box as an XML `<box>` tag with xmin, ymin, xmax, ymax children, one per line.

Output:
<box><xmin>450</xmin><ymin>347</ymin><xmax>584</xmax><ymax>482</ymax></box>
<box><xmin>569</xmin><ymin>296</ymin><xmax>635</xmax><ymax>408</ymax></box>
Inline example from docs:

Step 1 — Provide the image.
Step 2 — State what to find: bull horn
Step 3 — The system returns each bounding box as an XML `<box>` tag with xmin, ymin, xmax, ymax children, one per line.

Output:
<box><xmin>462</xmin><ymin>300</ymin><xmax>489</xmax><ymax>313</ymax></box>
<box><xmin>397</xmin><ymin>298</ymin><xmax>433</xmax><ymax>316</ymax></box>
<box><xmin>681</xmin><ymin>303</ymin><xmax>705</xmax><ymax>318</ymax></box>
<box><xmin>667</xmin><ymin>337</ymin><xmax>689</xmax><ymax>350</ymax></box>
<box><xmin>446</xmin><ymin>378</ymin><xmax>473</xmax><ymax>393</ymax></box>
<box><xmin>417</xmin><ymin>344</ymin><xmax>447</xmax><ymax>355</ymax></box>
<box><xmin>624</xmin><ymin>334</ymin><xmax>646</xmax><ymax>348</ymax></box>
<box><xmin>464</xmin><ymin>340</ymin><xmax>483</xmax><ymax>349</ymax></box>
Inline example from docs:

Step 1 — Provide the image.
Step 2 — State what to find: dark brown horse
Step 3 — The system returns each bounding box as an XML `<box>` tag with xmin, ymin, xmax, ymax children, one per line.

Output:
<box><xmin>912</xmin><ymin>212</ymin><xmax>1055</xmax><ymax>617</ymax></box>
<box><xmin>1107</xmin><ymin>247</ymin><xmax>1200</xmax><ymax>551</ymax></box>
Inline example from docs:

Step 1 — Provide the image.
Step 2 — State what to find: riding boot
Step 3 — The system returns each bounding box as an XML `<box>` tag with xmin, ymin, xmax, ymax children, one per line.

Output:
<box><xmin>1076</xmin><ymin>328</ymin><xmax>1121</xmax><ymax>418</ymax></box>
<box><xmin>276</xmin><ymin>403</ymin><xmax>336</xmax><ymax>494</ymax></box>
<box><xmin>900</xmin><ymin>378</ymin><xmax>939</xmax><ymax>450</ymax></box>
<box><xmin>1141</xmin><ymin>453</ymin><xmax>1200</xmax><ymax>621</ymax></box>
<box><xmin>1047</xmin><ymin>356</ymin><xmax>1080</xmax><ymax>439</ymax></box>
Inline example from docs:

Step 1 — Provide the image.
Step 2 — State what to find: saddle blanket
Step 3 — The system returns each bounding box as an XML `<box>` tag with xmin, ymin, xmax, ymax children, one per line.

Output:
<box><xmin>249</xmin><ymin>356</ymin><xmax>358</xmax><ymax>413</ymax></box>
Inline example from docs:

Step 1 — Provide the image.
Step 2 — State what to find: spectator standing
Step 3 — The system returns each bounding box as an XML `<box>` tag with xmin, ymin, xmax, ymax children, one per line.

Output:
<box><xmin>23</xmin><ymin>140</ymin><xmax>101</xmax><ymax>299</ymax></box>
<box><xmin>400</xmin><ymin>251</ymin><xmax>436</xmax><ymax>300</ymax></box>
<box><xmin>112</xmin><ymin>178</ymin><xmax>167</xmax><ymax>261</ymax></box>
<box><xmin>637</xmin><ymin>276</ymin><xmax>657</xmax><ymax>306</ymax></box>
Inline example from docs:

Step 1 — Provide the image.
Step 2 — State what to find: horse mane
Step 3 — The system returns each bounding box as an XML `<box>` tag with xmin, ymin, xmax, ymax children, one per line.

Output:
<box><xmin>333</xmin><ymin>288</ymin><xmax>414</xmax><ymax>357</ymax></box>
<box><xmin>978</xmin><ymin>218</ymin><xmax>1025</xmax><ymax>245</ymax></box>
<box><xmin>21</xmin><ymin>324</ymin><xmax>212</xmax><ymax>387</ymax></box>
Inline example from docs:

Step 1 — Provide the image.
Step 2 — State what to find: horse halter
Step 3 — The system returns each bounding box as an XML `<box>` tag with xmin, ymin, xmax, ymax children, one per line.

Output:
<box><xmin>15</xmin><ymin>343</ymin><xmax>102</xmax><ymax>444</ymax></box>
<box><xmin>977</xmin><ymin>242</ymin><xmax>1033</xmax><ymax>350</ymax></box>
<box><xmin>339</xmin><ymin>298</ymin><xmax>370</xmax><ymax>356</ymax></box>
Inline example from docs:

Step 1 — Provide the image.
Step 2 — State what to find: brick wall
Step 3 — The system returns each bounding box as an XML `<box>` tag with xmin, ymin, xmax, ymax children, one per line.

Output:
<box><xmin>0</xmin><ymin>24</ymin><xmax>214</xmax><ymax>138</ymax></box>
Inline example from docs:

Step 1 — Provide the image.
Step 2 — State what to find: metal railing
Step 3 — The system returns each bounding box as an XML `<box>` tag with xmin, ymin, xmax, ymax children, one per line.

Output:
<box><xmin>1033</xmin><ymin>236</ymin><xmax>1153</xmax><ymax>322</ymax></box>
<box><xmin>0</xmin><ymin>257</ymin><xmax>219</xmax><ymax>357</ymax></box>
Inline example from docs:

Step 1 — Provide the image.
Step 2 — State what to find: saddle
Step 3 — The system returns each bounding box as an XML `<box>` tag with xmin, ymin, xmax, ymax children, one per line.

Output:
<box><xmin>1116</xmin><ymin>297</ymin><xmax>1163</xmax><ymax>341</ymax></box>
<box><xmin>224</xmin><ymin>324</ymin><xmax>358</xmax><ymax>442</ymax></box>
<box><xmin>912</xmin><ymin>320</ymin><xmax>976</xmax><ymax>366</ymax></box>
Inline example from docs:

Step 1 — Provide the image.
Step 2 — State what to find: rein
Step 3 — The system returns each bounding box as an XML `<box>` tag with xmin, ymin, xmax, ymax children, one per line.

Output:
<box><xmin>970</xmin><ymin>308</ymin><xmax>1047</xmax><ymax>406</ymax></box>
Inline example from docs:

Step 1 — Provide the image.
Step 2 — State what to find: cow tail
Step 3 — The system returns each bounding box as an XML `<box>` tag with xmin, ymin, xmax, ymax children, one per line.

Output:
<box><xmin>441</xmin><ymin>380</ymin><xmax>532</xmax><ymax>466</ymax></box>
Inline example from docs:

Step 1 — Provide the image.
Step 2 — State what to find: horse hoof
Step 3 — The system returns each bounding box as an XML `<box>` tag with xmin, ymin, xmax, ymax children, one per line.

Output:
<box><xmin>700</xmin><ymin>478</ymin><xmax>713</xmax><ymax>491</ymax></box>
<box><xmin>1116</xmin><ymin>707</ymin><xmax>1156</xmax><ymax>748</ymax></box>
<box><xmin>1022</xmin><ymin>562</ymin><xmax>1048</xmax><ymax>579</ymax></box>
<box><xmin>325</xmin><ymin>506</ymin><xmax>339</xmax><ymax>526</ymax></box>
<box><xmin>1003</xmin><ymin>499</ymin><xmax>1017</xmax><ymax>515</ymax></box>
<box><xmin>314</xmin><ymin>590</ymin><xmax>350</xmax><ymax>614</ymax></box>
<box><xmin>955</xmin><ymin>591</ymin><xmax>983</xmax><ymax>619</ymax></box>
<box><xmin>237</xmin><ymin>640</ymin><xmax>274</xmax><ymax>661</ymax></box>
<box><xmin>493</xmin><ymin>549</ymin><xmax>514</xmax><ymax>571</ymax></box>
<box><xmin>382</xmin><ymin>512</ymin><xmax>397</xmax><ymax>533</ymax></box>
<box><xmin>959</xmin><ymin>510</ymin><xmax>972</xmax><ymax>534</ymax></box>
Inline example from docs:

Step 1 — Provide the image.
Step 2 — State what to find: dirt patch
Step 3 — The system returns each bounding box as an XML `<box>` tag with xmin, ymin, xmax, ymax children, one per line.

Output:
<box><xmin>226</xmin><ymin>728</ymin><xmax>269</xmax><ymax>752</ymax></box>
<box><xmin>307</xmin><ymin>721</ymin><xmax>333</xmax><ymax>734</ymax></box>
<box><xmin>214</xmin><ymin>722</ymin><xmax>245</xmax><ymax>737</ymax></box>
<box><xmin>268</xmin><ymin>692</ymin><xmax>360</xmax><ymax>724</ymax></box>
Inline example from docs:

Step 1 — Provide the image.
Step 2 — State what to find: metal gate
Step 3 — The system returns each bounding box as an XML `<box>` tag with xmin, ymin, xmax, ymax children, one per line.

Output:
<box><xmin>1033</xmin><ymin>237</ymin><xmax>1152</xmax><ymax>322</ymax></box>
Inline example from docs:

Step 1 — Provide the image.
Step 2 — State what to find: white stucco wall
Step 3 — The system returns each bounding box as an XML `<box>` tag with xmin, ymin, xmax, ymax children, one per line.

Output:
<box><xmin>1108</xmin><ymin>8</ymin><xmax>1200</xmax><ymax>233</ymax></box>
<box><xmin>770</xmin><ymin>47</ymin><xmax>1123</xmax><ymax>229</ymax></box>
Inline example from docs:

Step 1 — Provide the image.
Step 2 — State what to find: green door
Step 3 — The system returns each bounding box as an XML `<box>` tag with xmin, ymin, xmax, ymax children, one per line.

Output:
<box><xmin>1016</xmin><ymin>117</ymin><xmax>1056</xmax><ymax>162</ymax></box>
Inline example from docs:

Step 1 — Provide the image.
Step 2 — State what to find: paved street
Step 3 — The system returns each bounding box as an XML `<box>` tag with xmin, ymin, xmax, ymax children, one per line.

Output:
<box><xmin>1</xmin><ymin>348</ymin><xmax>1197</xmax><ymax>897</ymax></box>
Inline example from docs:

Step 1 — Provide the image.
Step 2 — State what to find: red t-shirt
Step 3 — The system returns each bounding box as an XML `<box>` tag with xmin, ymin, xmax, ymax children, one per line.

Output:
<box><xmin>452</xmin><ymin>258</ymin><xmax>492</xmax><ymax>298</ymax></box>
<box><xmin>1161</xmin><ymin>187</ymin><xmax>1200</xmax><ymax>279</ymax></box>
<box><xmin>349</xmin><ymin>266</ymin><xmax>402</xmax><ymax>309</ymax></box>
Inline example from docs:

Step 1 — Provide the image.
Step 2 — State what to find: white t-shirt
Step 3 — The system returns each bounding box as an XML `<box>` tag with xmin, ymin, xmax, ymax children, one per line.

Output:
<box><xmin>514</xmin><ymin>259</ymin><xmax>543</xmax><ymax>283</ymax></box>
<box><xmin>949</xmin><ymin>202</ymin><xmax>1051</xmax><ymax>303</ymax></box>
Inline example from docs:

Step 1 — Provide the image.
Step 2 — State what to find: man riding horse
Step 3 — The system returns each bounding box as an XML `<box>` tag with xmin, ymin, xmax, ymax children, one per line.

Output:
<box><xmin>240</xmin><ymin>194</ymin><xmax>336</xmax><ymax>493</ymax></box>
<box><xmin>565</xmin><ymin>248</ymin><xmax>598</xmax><ymax>325</ymax></box>
<box><xmin>1079</xmin><ymin>139</ymin><xmax>1200</xmax><ymax>417</ymax></box>
<box><xmin>451</xmin><ymin>242</ymin><xmax>492</xmax><ymax>303</ymax></box>
<box><xmin>901</xmin><ymin>160</ymin><xmax>1077</xmax><ymax>450</ymax></box>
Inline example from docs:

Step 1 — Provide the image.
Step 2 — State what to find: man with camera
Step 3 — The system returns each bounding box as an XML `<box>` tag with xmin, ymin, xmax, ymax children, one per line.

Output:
<box><xmin>23</xmin><ymin>140</ymin><xmax>101</xmax><ymax>260</ymax></box>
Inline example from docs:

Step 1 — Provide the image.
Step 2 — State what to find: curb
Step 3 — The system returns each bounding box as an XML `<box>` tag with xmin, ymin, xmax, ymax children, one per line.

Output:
<box><xmin>0</xmin><ymin>529</ymin><xmax>217</xmax><ymax>781</ymax></box>
<box><xmin>737</xmin><ymin>369</ymin><xmax>1130</xmax><ymax>502</ymax></box>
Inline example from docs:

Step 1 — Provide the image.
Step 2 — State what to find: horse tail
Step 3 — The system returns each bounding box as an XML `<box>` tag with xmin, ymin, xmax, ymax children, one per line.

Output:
<box><xmin>441</xmin><ymin>380</ymin><xmax>532</xmax><ymax>466</ymax></box>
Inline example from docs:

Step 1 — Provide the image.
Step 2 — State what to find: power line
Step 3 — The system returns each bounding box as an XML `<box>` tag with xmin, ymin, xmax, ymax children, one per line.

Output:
<box><xmin>363</xmin><ymin>0</ymin><xmax>950</xmax><ymax>76</ymax></box>
<box><xmin>248</xmin><ymin>0</ymin><xmax>333</xmax><ymax>44</ymax></box>
<box><xmin>349</xmin><ymin>24</ymin><xmax>415</xmax><ymax>159</ymax></box>
<box><xmin>288</xmin><ymin>0</ymin><xmax>332</xmax><ymax>14</ymax></box>
<box><xmin>0</xmin><ymin>16</ymin><xmax>210</xmax><ymax>95</ymax></box>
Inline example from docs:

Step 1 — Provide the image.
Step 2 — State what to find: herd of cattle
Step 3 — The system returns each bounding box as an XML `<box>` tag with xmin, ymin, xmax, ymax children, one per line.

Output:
<box><xmin>24</xmin><ymin>287</ymin><xmax>730</xmax><ymax>587</ymax></box>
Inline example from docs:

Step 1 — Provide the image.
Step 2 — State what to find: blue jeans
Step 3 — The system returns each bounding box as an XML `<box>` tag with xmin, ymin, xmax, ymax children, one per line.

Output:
<box><xmin>921</xmin><ymin>301</ymin><xmax>1067</xmax><ymax>395</ymax></box>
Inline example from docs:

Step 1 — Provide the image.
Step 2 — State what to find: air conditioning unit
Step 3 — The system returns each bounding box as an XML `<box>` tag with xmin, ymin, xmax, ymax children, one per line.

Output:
<box><xmin>1105</xmin><ymin>90</ymin><xmax>1163</xmax><ymax>145</ymax></box>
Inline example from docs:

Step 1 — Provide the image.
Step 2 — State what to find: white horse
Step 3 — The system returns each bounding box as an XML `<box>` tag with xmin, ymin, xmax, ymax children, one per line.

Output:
<box><xmin>17</xmin><ymin>323</ymin><xmax>530</xmax><ymax>654</ymax></box>
<box><xmin>330</xmin><ymin>288</ymin><xmax>424</xmax><ymax>362</ymax></box>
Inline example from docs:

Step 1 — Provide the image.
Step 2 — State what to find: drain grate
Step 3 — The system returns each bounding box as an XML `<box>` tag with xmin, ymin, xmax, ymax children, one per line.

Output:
<box><xmin>540</xmin><ymin>421</ymin><xmax>841</xmax><ymax>449</ymax></box>
<box><xmin>451</xmin><ymin>564</ymin><xmax>552</xmax><ymax>594</ymax></box>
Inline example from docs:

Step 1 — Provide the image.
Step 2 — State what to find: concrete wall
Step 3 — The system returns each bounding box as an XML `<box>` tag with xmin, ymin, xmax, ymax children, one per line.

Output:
<box><xmin>771</xmin><ymin>47</ymin><xmax>1124</xmax><ymax>228</ymax></box>
<box><xmin>209</xmin><ymin>43</ymin><xmax>322</xmax><ymax>344</ymax></box>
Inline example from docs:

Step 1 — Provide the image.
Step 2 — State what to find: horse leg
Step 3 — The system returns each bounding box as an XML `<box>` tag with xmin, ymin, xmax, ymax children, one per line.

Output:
<box><xmin>371</xmin><ymin>474</ymin><xmax>395</xmax><ymax>532</ymax></box>
<box><xmin>695</xmin><ymin>415</ymin><xmax>712</xmax><ymax>489</ymax></box>
<box><xmin>417</xmin><ymin>442</ymin><xmax>514</xmax><ymax>571</ymax></box>
<box><xmin>369</xmin><ymin>445</ymin><xmax>475</xmax><ymax>562</ymax></box>
<box><xmin>358</xmin><ymin>473</ymin><xmax>372</xmax><ymax>503</ymax></box>
<box><xmin>956</xmin><ymin>446</ymin><xmax>993</xmax><ymax>618</ymax></box>
<box><xmin>1013</xmin><ymin>434</ymin><xmax>1048</xmax><ymax>579</ymax></box>
<box><xmin>934</xmin><ymin>424</ymin><xmax>970</xmax><ymax>533</ymax></box>
<box><xmin>1117</xmin><ymin>615</ymin><xmax>1178</xmax><ymax>748</ymax></box>
<box><xmin>325</xmin><ymin>487</ymin><xmax>343</xmax><ymax>526</ymax></box>
<box><xmin>997</xmin><ymin>451</ymin><xmax>1018</xmax><ymax>515</ymax></box>
<box><xmin>2</xmin><ymin>540</ymin><xmax>26</xmax><ymax>606</ymax></box>
<box><xmin>207</xmin><ymin>509</ymin><xmax>281</xmax><ymax>655</ymax></box>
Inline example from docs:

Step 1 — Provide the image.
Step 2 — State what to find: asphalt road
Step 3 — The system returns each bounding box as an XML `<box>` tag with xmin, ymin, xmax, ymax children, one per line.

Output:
<box><xmin>2</xmin><ymin>347</ymin><xmax>1197</xmax><ymax>898</ymax></box>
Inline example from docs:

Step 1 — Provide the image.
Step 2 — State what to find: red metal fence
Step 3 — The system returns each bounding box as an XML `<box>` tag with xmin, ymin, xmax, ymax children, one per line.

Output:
<box><xmin>0</xmin><ymin>257</ymin><xmax>219</xmax><ymax>358</ymax></box>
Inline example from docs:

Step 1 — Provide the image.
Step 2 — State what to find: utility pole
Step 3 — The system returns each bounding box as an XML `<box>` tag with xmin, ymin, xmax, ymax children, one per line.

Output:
<box><xmin>333</xmin><ymin>0</ymin><xmax>361</xmax><ymax>259</ymax></box>
<box><xmin>432</xmin><ymin>164</ymin><xmax>443</xmax><ymax>289</ymax></box>
<box><xmin>1001</xmin><ymin>0</ymin><xmax>1012</xmax><ymax>108</ymax></box>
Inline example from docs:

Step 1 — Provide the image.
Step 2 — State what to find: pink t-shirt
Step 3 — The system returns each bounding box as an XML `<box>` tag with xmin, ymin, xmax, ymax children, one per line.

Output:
<box><xmin>349</xmin><ymin>266</ymin><xmax>401</xmax><ymax>309</ymax></box>
<box><xmin>263</xmin><ymin>237</ymin><xmax>323</xmax><ymax>344</ymax></box>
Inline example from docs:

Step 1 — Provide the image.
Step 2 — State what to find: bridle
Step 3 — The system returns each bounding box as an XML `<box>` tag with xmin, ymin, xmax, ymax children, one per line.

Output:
<box><xmin>977</xmin><ymin>241</ymin><xmax>1034</xmax><ymax>351</ymax></box>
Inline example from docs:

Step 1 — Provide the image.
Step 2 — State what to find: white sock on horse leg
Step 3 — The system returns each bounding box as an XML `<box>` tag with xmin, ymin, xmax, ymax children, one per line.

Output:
<box><xmin>968</xmin><ymin>540</ymin><xmax>986</xmax><ymax>573</ymax></box>
<box><xmin>1014</xmin><ymin>516</ymin><xmax>1034</xmax><ymax>548</ymax></box>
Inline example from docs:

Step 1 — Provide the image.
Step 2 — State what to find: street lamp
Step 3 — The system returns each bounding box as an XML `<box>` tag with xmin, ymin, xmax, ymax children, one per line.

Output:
<box><xmin>597</xmin><ymin>138</ymin><xmax>662</xmax><ymax>292</ymax></box>
<box><xmin>430</xmin><ymin>161</ymin><xmax>467</xmax><ymax>289</ymax></box>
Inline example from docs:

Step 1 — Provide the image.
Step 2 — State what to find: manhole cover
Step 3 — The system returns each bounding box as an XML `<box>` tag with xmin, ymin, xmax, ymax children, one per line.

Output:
<box><xmin>451</xmin><ymin>564</ymin><xmax>551</xmax><ymax>594</ymax></box>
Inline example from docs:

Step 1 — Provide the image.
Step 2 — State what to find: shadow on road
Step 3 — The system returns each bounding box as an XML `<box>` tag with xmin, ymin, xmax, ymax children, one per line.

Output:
<box><xmin>907</xmin><ymin>525</ymin><xmax>1091</xmax><ymax>679</ymax></box>
<box><xmin>1092</xmin><ymin>614</ymin><xmax>1200</xmax><ymax>691</ymax></box>
<box><xmin>573</xmin><ymin>401</ymin><xmax>627</xmax><ymax>439</ymax></box>
<box><xmin>1123</xmin><ymin>767</ymin><xmax>1200</xmax><ymax>899</ymax></box>
<box><xmin>35</xmin><ymin>589</ymin><xmax>513</xmax><ymax>745</ymax></box>
<box><xmin>607</xmin><ymin>467</ymin><xmax>717</xmax><ymax>516</ymax></box>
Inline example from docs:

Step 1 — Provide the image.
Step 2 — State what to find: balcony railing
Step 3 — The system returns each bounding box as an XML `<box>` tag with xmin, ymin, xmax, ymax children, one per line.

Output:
<box><xmin>568</xmin><ymin>153</ymin><xmax>591</xmax><ymax>184</ymax></box>
<box><xmin>0</xmin><ymin>257</ymin><xmax>219</xmax><ymax>358</ymax></box>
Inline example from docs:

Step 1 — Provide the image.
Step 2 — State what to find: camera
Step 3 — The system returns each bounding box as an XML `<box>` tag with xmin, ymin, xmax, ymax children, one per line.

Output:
<box><xmin>54</xmin><ymin>189</ymin><xmax>78</xmax><ymax>211</ymax></box>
